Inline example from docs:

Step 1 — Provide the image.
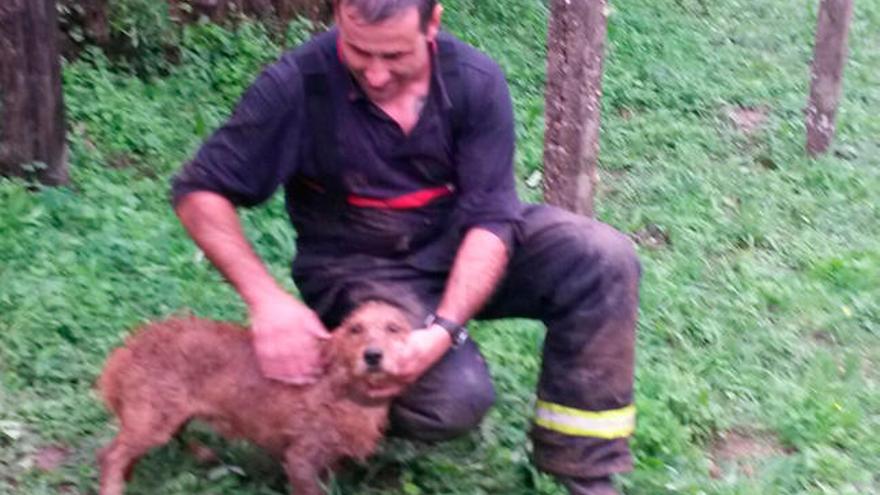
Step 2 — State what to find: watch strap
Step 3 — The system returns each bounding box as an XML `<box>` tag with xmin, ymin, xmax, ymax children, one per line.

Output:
<box><xmin>424</xmin><ymin>313</ymin><xmax>469</xmax><ymax>347</ymax></box>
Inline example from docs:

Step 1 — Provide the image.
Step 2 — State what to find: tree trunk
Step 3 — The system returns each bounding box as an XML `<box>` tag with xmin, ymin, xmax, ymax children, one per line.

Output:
<box><xmin>82</xmin><ymin>0</ymin><xmax>109</xmax><ymax>44</ymax></box>
<box><xmin>805</xmin><ymin>0</ymin><xmax>853</xmax><ymax>157</ymax></box>
<box><xmin>0</xmin><ymin>0</ymin><xmax>69</xmax><ymax>185</ymax></box>
<box><xmin>169</xmin><ymin>0</ymin><xmax>330</xmax><ymax>25</ymax></box>
<box><xmin>542</xmin><ymin>0</ymin><xmax>608</xmax><ymax>217</ymax></box>
<box><xmin>273</xmin><ymin>0</ymin><xmax>330</xmax><ymax>25</ymax></box>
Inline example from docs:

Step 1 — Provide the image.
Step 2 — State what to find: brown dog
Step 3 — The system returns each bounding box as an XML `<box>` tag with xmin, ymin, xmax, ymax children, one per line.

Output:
<box><xmin>97</xmin><ymin>301</ymin><xmax>412</xmax><ymax>495</ymax></box>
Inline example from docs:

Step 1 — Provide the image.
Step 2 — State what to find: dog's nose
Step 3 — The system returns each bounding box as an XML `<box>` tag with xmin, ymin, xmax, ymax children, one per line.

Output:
<box><xmin>363</xmin><ymin>348</ymin><xmax>383</xmax><ymax>368</ymax></box>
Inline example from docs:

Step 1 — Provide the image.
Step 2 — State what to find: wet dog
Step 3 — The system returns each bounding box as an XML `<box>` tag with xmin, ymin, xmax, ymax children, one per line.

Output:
<box><xmin>97</xmin><ymin>301</ymin><xmax>412</xmax><ymax>495</ymax></box>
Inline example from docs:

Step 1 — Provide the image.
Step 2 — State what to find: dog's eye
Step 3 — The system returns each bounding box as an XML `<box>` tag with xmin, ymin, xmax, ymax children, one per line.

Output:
<box><xmin>349</xmin><ymin>323</ymin><xmax>364</xmax><ymax>335</ymax></box>
<box><xmin>386</xmin><ymin>324</ymin><xmax>402</xmax><ymax>334</ymax></box>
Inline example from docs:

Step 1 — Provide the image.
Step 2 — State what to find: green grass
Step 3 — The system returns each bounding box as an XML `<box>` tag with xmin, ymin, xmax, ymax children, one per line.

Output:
<box><xmin>2</xmin><ymin>0</ymin><xmax>879</xmax><ymax>493</ymax></box>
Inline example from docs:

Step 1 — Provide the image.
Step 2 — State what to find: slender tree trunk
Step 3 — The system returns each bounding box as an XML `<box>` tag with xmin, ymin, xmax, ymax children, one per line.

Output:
<box><xmin>168</xmin><ymin>0</ymin><xmax>330</xmax><ymax>25</ymax></box>
<box><xmin>273</xmin><ymin>0</ymin><xmax>331</xmax><ymax>25</ymax></box>
<box><xmin>0</xmin><ymin>0</ymin><xmax>69</xmax><ymax>185</ymax></box>
<box><xmin>82</xmin><ymin>0</ymin><xmax>109</xmax><ymax>44</ymax></box>
<box><xmin>805</xmin><ymin>0</ymin><xmax>854</xmax><ymax>157</ymax></box>
<box><xmin>542</xmin><ymin>0</ymin><xmax>608</xmax><ymax>217</ymax></box>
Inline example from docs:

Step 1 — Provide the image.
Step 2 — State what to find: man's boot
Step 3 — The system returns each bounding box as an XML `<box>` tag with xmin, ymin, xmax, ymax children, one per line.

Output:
<box><xmin>559</xmin><ymin>475</ymin><xmax>619</xmax><ymax>495</ymax></box>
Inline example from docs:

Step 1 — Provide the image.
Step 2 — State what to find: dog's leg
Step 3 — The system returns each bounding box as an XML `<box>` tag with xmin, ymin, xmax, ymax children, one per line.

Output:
<box><xmin>282</xmin><ymin>448</ymin><xmax>325</xmax><ymax>495</ymax></box>
<box><xmin>97</xmin><ymin>438</ymin><xmax>124</xmax><ymax>495</ymax></box>
<box><xmin>97</xmin><ymin>434</ymin><xmax>156</xmax><ymax>495</ymax></box>
<box><xmin>98</xmin><ymin>406</ymin><xmax>190</xmax><ymax>495</ymax></box>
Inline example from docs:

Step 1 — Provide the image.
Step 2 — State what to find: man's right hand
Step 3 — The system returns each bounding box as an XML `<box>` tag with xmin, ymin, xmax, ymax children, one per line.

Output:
<box><xmin>249</xmin><ymin>290</ymin><xmax>330</xmax><ymax>385</ymax></box>
<box><xmin>174</xmin><ymin>193</ymin><xmax>329</xmax><ymax>384</ymax></box>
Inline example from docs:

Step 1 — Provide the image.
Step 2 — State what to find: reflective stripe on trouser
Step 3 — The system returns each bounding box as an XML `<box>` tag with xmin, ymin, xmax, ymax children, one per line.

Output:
<box><xmin>481</xmin><ymin>206</ymin><xmax>641</xmax><ymax>478</ymax></box>
<box><xmin>535</xmin><ymin>401</ymin><xmax>635</xmax><ymax>440</ymax></box>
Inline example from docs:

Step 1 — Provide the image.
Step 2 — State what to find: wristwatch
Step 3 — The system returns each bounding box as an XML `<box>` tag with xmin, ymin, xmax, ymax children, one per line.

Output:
<box><xmin>424</xmin><ymin>313</ymin><xmax>469</xmax><ymax>348</ymax></box>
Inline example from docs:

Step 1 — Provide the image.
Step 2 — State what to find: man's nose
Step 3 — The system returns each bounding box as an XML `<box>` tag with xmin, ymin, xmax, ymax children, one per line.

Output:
<box><xmin>364</xmin><ymin>60</ymin><xmax>391</xmax><ymax>88</ymax></box>
<box><xmin>364</xmin><ymin>348</ymin><xmax>383</xmax><ymax>368</ymax></box>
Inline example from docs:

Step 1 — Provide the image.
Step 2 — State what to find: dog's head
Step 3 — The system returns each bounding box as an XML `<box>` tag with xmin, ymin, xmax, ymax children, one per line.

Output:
<box><xmin>328</xmin><ymin>300</ymin><xmax>412</xmax><ymax>393</ymax></box>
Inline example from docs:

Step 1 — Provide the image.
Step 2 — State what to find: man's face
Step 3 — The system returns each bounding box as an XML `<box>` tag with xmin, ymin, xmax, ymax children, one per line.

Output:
<box><xmin>336</xmin><ymin>3</ymin><xmax>441</xmax><ymax>103</ymax></box>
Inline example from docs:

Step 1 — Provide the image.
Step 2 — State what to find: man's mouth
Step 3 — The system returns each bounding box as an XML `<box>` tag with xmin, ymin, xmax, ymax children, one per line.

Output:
<box><xmin>366</xmin><ymin>86</ymin><xmax>390</xmax><ymax>98</ymax></box>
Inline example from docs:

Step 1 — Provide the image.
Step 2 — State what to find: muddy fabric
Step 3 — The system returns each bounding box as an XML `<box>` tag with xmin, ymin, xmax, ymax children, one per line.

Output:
<box><xmin>387</xmin><ymin>337</ymin><xmax>496</xmax><ymax>442</ymax></box>
<box><xmin>293</xmin><ymin>204</ymin><xmax>640</xmax><ymax>478</ymax></box>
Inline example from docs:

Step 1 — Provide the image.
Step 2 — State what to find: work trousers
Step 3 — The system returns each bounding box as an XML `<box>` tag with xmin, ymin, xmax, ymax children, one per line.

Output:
<box><xmin>292</xmin><ymin>204</ymin><xmax>640</xmax><ymax>479</ymax></box>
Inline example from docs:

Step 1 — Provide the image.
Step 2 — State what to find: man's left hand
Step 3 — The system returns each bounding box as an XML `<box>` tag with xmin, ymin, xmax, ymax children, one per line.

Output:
<box><xmin>366</xmin><ymin>324</ymin><xmax>452</xmax><ymax>399</ymax></box>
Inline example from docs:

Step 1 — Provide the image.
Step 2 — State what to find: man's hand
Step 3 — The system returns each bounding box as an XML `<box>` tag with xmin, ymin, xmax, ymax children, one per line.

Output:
<box><xmin>175</xmin><ymin>193</ymin><xmax>330</xmax><ymax>384</ymax></box>
<box><xmin>367</xmin><ymin>324</ymin><xmax>453</xmax><ymax>399</ymax></box>
<box><xmin>249</xmin><ymin>289</ymin><xmax>330</xmax><ymax>384</ymax></box>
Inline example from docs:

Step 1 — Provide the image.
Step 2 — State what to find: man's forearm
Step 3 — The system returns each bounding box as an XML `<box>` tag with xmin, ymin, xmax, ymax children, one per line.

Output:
<box><xmin>387</xmin><ymin>227</ymin><xmax>508</xmax><ymax>389</ymax></box>
<box><xmin>174</xmin><ymin>191</ymin><xmax>286</xmax><ymax>308</ymax></box>
<box><xmin>435</xmin><ymin>227</ymin><xmax>510</xmax><ymax>324</ymax></box>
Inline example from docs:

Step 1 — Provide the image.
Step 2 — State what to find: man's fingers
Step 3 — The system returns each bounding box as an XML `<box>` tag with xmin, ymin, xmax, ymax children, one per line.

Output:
<box><xmin>275</xmin><ymin>374</ymin><xmax>320</xmax><ymax>385</ymax></box>
<box><xmin>259</xmin><ymin>357</ymin><xmax>322</xmax><ymax>384</ymax></box>
<box><xmin>305</xmin><ymin>320</ymin><xmax>332</xmax><ymax>339</ymax></box>
<box><xmin>367</xmin><ymin>374</ymin><xmax>413</xmax><ymax>398</ymax></box>
<box><xmin>310</xmin><ymin>328</ymin><xmax>332</xmax><ymax>340</ymax></box>
<box><xmin>264</xmin><ymin>368</ymin><xmax>321</xmax><ymax>385</ymax></box>
<box><xmin>248</xmin><ymin>299</ymin><xmax>329</xmax><ymax>383</ymax></box>
<box><xmin>366</xmin><ymin>385</ymin><xmax>406</xmax><ymax>399</ymax></box>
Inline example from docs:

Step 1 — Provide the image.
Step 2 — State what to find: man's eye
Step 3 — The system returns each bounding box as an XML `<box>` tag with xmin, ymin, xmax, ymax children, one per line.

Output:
<box><xmin>349</xmin><ymin>324</ymin><xmax>364</xmax><ymax>335</ymax></box>
<box><xmin>346</xmin><ymin>44</ymin><xmax>369</xmax><ymax>57</ymax></box>
<box><xmin>386</xmin><ymin>324</ymin><xmax>402</xmax><ymax>334</ymax></box>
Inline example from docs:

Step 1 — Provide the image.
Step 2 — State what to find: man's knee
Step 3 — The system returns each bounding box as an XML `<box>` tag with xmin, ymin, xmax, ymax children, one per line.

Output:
<box><xmin>586</xmin><ymin>223</ymin><xmax>641</xmax><ymax>288</ymax></box>
<box><xmin>389</xmin><ymin>366</ymin><xmax>496</xmax><ymax>442</ymax></box>
<box><xmin>523</xmin><ymin>206</ymin><xmax>640</xmax><ymax>283</ymax></box>
<box><xmin>542</xmin><ymin>215</ymin><xmax>640</xmax><ymax>312</ymax></box>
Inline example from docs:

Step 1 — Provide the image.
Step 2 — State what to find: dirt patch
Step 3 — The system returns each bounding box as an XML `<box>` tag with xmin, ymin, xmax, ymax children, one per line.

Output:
<box><xmin>727</xmin><ymin>106</ymin><xmax>769</xmax><ymax>136</ymax></box>
<box><xmin>709</xmin><ymin>429</ymin><xmax>792</xmax><ymax>479</ymax></box>
<box><xmin>630</xmin><ymin>224</ymin><xmax>671</xmax><ymax>249</ymax></box>
<box><xmin>34</xmin><ymin>445</ymin><xmax>71</xmax><ymax>472</ymax></box>
<box><xmin>617</xmin><ymin>107</ymin><xmax>636</xmax><ymax>121</ymax></box>
<box><xmin>811</xmin><ymin>329</ymin><xmax>838</xmax><ymax>346</ymax></box>
<box><xmin>57</xmin><ymin>483</ymin><xmax>80</xmax><ymax>494</ymax></box>
<box><xmin>186</xmin><ymin>439</ymin><xmax>220</xmax><ymax>464</ymax></box>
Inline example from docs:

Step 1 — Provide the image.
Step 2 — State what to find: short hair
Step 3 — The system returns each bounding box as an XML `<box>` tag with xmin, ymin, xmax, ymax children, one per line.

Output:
<box><xmin>335</xmin><ymin>0</ymin><xmax>439</xmax><ymax>30</ymax></box>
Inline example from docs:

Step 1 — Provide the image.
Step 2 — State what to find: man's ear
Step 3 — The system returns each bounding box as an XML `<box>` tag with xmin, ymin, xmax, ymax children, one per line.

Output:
<box><xmin>332</xmin><ymin>0</ymin><xmax>344</xmax><ymax>27</ymax></box>
<box><xmin>426</xmin><ymin>3</ymin><xmax>443</xmax><ymax>41</ymax></box>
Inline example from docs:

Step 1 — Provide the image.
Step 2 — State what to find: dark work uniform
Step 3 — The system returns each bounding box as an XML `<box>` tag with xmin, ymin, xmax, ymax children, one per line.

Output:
<box><xmin>172</xmin><ymin>28</ymin><xmax>640</xmax><ymax>480</ymax></box>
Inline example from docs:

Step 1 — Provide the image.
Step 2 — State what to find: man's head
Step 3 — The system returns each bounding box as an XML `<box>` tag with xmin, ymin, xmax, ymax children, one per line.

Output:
<box><xmin>334</xmin><ymin>0</ymin><xmax>443</xmax><ymax>103</ymax></box>
<box><xmin>334</xmin><ymin>0</ymin><xmax>439</xmax><ymax>31</ymax></box>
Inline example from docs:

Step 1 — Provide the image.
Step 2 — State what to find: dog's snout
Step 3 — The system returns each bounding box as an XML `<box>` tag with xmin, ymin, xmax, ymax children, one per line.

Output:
<box><xmin>363</xmin><ymin>348</ymin><xmax>383</xmax><ymax>368</ymax></box>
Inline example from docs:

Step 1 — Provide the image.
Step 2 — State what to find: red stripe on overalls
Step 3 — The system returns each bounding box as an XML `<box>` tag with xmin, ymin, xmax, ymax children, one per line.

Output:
<box><xmin>348</xmin><ymin>185</ymin><xmax>454</xmax><ymax>209</ymax></box>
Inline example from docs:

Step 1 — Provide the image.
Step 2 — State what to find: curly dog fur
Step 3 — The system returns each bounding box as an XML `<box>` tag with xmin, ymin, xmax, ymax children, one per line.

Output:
<box><xmin>97</xmin><ymin>301</ymin><xmax>412</xmax><ymax>495</ymax></box>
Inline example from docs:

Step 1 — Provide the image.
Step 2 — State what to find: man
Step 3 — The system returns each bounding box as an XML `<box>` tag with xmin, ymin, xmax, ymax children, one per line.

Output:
<box><xmin>172</xmin><ymin>1</ymin><xmax>640</xmax><ymax>493</ymax></box>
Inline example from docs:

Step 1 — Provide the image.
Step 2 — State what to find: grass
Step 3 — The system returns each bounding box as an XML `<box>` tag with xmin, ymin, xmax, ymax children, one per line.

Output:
<box><xmin>1</xmin><ymin>0</ymin><xmax>879</xmax><ymax>493</ymax></box>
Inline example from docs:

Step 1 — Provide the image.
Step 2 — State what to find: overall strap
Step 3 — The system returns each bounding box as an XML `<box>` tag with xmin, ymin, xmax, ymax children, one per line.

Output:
<box><xmin>290</xmin><ymin>40</ymin><xmax>351</xmax><ymax>235</ymax></box>
<box><xmin>293</xmin><ymin>45</ymin><xmax>341</xmax><ymax>193</ymax></box>
<box><xmin>437</xmin><ymin>37</ymin><xmax>469</xmax><ymax>139</ymax></box>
